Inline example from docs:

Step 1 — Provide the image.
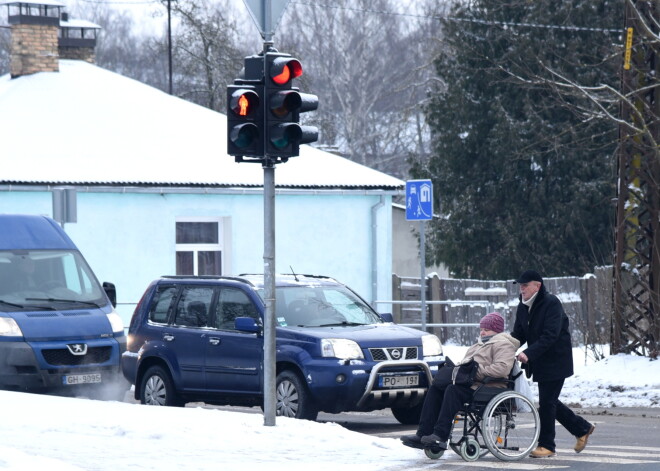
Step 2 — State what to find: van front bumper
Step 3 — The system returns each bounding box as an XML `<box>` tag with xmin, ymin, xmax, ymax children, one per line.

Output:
<box><xmin>0</xmin><ymin>339</ymin><xmax>124</xmax><ymax>392</ymax></box>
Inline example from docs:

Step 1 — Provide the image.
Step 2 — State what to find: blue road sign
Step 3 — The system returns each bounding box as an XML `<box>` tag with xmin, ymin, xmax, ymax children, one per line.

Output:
<box><xmin>406</xmin><ymin>179</ymin><xmax>433</xmax><ymax>221</ymax></box>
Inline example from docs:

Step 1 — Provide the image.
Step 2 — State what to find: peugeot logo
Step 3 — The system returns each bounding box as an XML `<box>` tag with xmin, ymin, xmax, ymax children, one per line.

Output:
<box><xmin>67</xmin><ymin>344</ymin><xmax>88</xmax><ymax>356</ymax></box>
<box><xmin>390</xmin><ymin>348</ymin><xmax>402</xmax><ymax>360</ymax></box>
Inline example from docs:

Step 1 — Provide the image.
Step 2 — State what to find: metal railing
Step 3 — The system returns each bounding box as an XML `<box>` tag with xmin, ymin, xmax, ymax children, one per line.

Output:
<box><xmin>373</xmin><ymin>299</ymin><xmax>492</xmax><ymax>331</ymax></box>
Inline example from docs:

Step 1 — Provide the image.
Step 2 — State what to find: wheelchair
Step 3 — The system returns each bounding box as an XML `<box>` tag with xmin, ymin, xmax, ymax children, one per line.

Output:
<box><xmin>424</xmin><ymin>373</ymin><xmax>540</xmax><ymax>462</ymax></box>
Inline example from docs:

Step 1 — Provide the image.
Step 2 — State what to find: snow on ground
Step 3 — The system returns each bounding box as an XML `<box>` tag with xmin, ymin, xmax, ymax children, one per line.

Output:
<box><xmin>0</xmin><ymin>347</ymin><xmax>657</xmax><ymax>470</ymax></box>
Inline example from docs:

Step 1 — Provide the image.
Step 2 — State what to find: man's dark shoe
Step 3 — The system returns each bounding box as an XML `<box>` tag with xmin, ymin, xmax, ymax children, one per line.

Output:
<box><xmin>420</xmin><ymin>434</ymin><xmax>448</xmax><ymax>449</ymax></box>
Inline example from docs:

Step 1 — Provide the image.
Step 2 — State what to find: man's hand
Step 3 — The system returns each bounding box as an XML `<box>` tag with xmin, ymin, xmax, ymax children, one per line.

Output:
<box><xmin>517</xmin><ymin>352</ymin><xmax>529</xmax><ymax>363</ymax></box>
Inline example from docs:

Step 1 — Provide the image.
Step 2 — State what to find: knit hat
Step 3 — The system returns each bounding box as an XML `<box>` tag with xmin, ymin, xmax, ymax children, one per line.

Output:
<box><xmin>480</xmin><ymin>312</ymin><xmax>504</xmax><ymax>333</ymax></box>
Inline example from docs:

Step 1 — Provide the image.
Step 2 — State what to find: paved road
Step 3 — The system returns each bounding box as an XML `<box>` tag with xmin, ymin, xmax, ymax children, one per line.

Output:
<box><xmin>321</xmin><ymin>407</ymin><xmax>660</xmax><ymax>470</ymax></box>
<box><xmin>127</xmin><ymin>393</ymin><xmax>660</xmax><ymax>470</ymax></box>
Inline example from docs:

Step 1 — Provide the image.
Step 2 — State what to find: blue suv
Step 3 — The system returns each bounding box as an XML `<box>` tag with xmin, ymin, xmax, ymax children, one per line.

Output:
<box><xmin>122</xmin><ymin>274</ymin><xmax>443</xmax><ymax>423</ymax></box>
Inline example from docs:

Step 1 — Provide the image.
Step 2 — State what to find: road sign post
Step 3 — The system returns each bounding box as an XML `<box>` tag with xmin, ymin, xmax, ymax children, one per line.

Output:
<box><xmin>406</xmin><ymin>180</ymin><xmax>433</xmax><ymax>332</ymax></box>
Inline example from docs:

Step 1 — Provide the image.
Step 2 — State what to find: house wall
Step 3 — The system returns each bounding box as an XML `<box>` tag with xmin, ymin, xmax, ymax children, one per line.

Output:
<box><xmin>0</xmin><ymin>189</ymin><xmax>393</xmax><ymax>325</ymax></box>
<box><xmin>392</xmin><ymin>205</ymin><xmax>448</xmax><ymax>278</ymax></box>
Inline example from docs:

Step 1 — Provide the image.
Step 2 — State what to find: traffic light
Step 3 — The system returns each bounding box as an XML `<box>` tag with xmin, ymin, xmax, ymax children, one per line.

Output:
<box><xmin>226</xmin><ymin>83</ymin><xmax>263</xmax><ymax>159</ymax></box>
<box><xmin>264</xmin><ymin>52</ymin><xmax>318</xmax><ymax>159</ymax></box>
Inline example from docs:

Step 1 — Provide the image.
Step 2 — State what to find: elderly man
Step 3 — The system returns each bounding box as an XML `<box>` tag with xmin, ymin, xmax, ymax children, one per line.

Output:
<box><xmin>400</xmin><ymin>312</ymin><xmax>519</xmax><ymax>456</ymax></box>
<box><xmin>511</xmin><ymin>270</ymin><xmax>594</xmax><ymax>458</ymax></box>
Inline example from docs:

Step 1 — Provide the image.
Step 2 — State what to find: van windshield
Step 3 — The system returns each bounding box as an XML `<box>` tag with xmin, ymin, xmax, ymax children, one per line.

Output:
<box><xmin>0</xmin><ymin>250</ymin><xmax>106</xmax><ymax>311</ymax></box>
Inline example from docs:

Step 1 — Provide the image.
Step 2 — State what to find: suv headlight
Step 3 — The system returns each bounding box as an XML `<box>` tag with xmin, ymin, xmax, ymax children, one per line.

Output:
<box><xmin>422</xmin><ymin>334</ymin><xmax>442</xmax><ymax>357</ymax></box>
<box><xmin>321</xmin><ymin>339</ymin><xmax>364</xmax><ymax>360</ymax></box>
<box><xmin>106</xmin><ymin>312</ymin><xmax>125</xmax><ymax>334</ymax></box>
<box><xmin>0</xmin><ymin>317</ymin><xmax>23</xmax><ymax>337</ymax></box>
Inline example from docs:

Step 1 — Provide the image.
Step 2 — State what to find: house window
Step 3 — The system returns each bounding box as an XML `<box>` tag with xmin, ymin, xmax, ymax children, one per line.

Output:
<box><xmin>175</xmin><ymin>220</ymin><xmax>223</xmax><ymax>276</ymax></box>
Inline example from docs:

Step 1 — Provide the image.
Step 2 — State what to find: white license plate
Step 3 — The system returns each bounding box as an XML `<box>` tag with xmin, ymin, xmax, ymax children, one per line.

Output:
<box><xmin>379</xmin><ymin>374</ymin><xmax>419</xmax><ymax>388</ymax></box>
<box><xmin>62</xmin><ymin>373</ymin><xmax>102</xmax><ymax>385</ymax></box>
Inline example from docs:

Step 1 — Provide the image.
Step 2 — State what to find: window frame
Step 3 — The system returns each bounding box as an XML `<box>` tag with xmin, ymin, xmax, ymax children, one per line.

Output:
<box><xmin>175</xmin><ymin>217</ymin><xmax>228</xmax><ymax>276</ymax></box>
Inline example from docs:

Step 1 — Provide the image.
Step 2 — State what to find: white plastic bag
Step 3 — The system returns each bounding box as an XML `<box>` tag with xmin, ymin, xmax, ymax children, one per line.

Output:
<box><xmin>512</xmin><ymin>362</ymin><xmax>535</xmax><ymax>412</ymax></box>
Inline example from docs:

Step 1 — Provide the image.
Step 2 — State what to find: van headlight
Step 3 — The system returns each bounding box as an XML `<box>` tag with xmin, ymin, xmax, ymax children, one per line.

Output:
<box><xmin>321</xmin><ymin>339</ymin><xmax>364</xmax><ymax>360</ymax></box>
<box><xmin>0</xmin><ymin>317</ymin><xmax>23</xmax><ymax>337</ymax></box>
<box><xmin>422</xmin><ymin>334</ymin><xmax>442</xmax><ymax>357</ymax></box>
<box><xmin>106</xmin><ymin>312</ymin><xmax>125</xmax><ymax>334</ymax></box>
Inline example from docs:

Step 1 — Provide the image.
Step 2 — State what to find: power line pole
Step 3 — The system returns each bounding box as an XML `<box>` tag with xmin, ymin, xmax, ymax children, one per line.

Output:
<box><xmin>613</xmin><ymin>0</ymin><xmax>660</xmax><ymax>357</ymax></box>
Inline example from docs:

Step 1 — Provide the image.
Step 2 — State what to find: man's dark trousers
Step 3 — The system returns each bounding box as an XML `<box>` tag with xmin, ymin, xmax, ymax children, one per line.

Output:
<box><xmin>538</xmin><ymin>378</ymin><xmax>592</xmax><ymax>451</ymax></box>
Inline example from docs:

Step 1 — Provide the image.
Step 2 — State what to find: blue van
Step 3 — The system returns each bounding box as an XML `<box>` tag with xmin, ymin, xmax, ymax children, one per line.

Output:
<box><xmin>0</xmin><ymin>215</ymin><xmax>127</xmax><ymax>398</ymax></box>
<box><xmin>122</xmin><ymin>274</ymin><xmax>444</xmax><ymax>423</ymax></box>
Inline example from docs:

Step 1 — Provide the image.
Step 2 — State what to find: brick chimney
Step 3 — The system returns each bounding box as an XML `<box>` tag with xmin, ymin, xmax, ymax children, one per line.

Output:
<box><xmin>2</xmin><ymin>0</ymin><xmax>64</xmax><ymax>78</ymax></box>
<box><xmin>58</xmin><ymin>12</ymin><xmax>101</xmax><ymax>64</ymax></box>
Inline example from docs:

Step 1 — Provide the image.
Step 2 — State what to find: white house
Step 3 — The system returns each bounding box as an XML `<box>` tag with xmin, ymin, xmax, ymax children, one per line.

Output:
<box><xmin>0</xmin><ymin>1</ymin><xmax>404</xmax><ymax>324</ymax></box>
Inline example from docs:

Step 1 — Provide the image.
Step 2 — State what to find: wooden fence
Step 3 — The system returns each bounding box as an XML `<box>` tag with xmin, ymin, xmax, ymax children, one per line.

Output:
<box><xmin>383</xmin><ymin>267</ymin><xmax>612</xmax><ymax>347</ymax></box>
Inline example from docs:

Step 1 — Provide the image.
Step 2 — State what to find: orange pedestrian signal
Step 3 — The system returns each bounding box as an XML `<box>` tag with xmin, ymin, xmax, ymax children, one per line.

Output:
<box><xmin>229</xmin><ymin>88</ymin><xmax>259</xmax><ymax>118</ymax></box>
<box><xmin>238</xmin><ymin>94</ymin><xmax>250</xmax><ymax>116</ymax></box>
<box><xmin>226</xmin><ymin>84</ymin><xmax>263</xmax><ymax>158</ymax></box>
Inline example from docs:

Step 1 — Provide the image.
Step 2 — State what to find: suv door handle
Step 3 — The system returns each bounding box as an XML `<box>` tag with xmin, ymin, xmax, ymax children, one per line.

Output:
<box><xmin>209</xmin><ymin>337</ymin><xmax>221</xmax><ymax>346</ymax></box>
<box><xmin>163</xmin><ymin>334</ymin><xmax>175</xmax><ymax>342</ymax></box>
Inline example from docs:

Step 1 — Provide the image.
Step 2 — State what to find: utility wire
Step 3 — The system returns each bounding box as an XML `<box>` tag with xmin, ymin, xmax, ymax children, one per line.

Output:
<box><xmin>291</xmin><ymin>0</ymin><xmax>625</xmax><ymax>35</ymax></box>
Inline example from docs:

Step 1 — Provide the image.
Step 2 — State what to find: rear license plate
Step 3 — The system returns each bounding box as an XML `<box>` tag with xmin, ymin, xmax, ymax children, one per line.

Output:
<box><xmin>62</xmin><ymin>373</ymin><xmax>102</xmax><ymax>385</ymax></box>
<box><xmin>379</xmin><ymin>374</ymin><xmax>419</xmax><ymax>388</ymax></box>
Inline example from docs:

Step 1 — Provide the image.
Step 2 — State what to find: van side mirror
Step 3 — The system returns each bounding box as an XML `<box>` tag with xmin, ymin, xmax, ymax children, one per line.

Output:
<box><xmin>103</xmin><ymin>282</ymin><xmax>117</xmax><ymax>308</ymax></box>
<box><xmin>379</xmin><ymin>313</ymin><xmax>394</xmax><ymax>323</ymax></box>
<box><xmin>235</xmin><ymin>316</ymin><xmax>262</xmax><ymax>334</ymax></box>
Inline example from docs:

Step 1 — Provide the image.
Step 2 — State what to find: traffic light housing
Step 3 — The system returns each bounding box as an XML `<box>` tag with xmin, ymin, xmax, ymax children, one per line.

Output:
<box><xmin>226</xmin><ymin>84</ymin><xmax>263</xmax><ymax>158</ymax></box>
<box><xmin>264</xmin><ymin>51</ymin><xmax>318</xmax><ymax>159</ymax></box>
<box><xmin>226</xmin><ymin>50</ymin><xmax>318</xmax><ymax>163</ymax></box>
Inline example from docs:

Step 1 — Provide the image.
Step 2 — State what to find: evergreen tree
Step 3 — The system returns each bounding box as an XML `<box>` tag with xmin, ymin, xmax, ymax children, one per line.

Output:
<box><xmin>415</xmin><ymin>0</ymin><xmax>623</xmax><ymax>279</ymax></box>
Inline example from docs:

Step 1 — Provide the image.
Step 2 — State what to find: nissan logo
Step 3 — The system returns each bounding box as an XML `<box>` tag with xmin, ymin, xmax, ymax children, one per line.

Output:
<box><xmin>66</xmin><ymin>344</ymin><xmax>88</xmax><ymax>356</ymax></box>
<box><xmin>390</xmin><ymin>348</ymin><xmax>402</xmax><ymax>360</ymax></box>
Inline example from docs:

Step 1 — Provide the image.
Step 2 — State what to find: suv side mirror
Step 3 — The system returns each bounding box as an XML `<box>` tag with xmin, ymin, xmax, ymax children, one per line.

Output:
<box><xmin>379</xmin><ymin>313</ymin><xmax>394</xmax><ymax>323</ymax></box>
<box><xmin>103</xmin><ymin>282</ymin><xmax>117</xmax><ymax>308</ymax></box>
<box><xmin>235</xmin><ymin>316</ymin><xmax>261</xmax><ymax>334</ymax></box>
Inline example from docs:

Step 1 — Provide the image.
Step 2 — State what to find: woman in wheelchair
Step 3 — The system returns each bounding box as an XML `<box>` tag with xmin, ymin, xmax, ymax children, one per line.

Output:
<box><xmin>401</xmin><ymin>312</ymin><xmax>523</xmax><ymax>459</ymax></box>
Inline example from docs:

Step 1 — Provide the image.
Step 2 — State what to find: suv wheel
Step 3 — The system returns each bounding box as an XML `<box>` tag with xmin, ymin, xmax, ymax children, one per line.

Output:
<box><xmin>391</xmin><ymin>402</ymin><xmax>423</xmax><ymax>425</ymax></box>
<box><xmin>140</xmin><ymin>365</ymin><xmax>183</xmax><ymax>407</ymax></box>
<box><xmin>276</xmin><ymin>370</ymin><xmax>318</xmax><ymax>420</ymax></box>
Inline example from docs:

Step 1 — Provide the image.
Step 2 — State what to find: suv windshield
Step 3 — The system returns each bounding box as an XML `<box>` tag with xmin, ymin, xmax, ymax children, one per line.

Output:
<box><xmin>258</xmin><ymin>284</ymin><xmax>382</xmax><ymax>327</ymax></box>
<box><xmin>0</xmin><ymin>250</ymin><xmax>106</xmax><ymax>311</ymax></box>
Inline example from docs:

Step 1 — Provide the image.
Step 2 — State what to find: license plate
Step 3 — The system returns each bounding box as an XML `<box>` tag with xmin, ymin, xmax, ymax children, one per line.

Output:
<box><xmin>62</xmin><ymin>373</ymin><xmax>102</xmax><ymax>385</ymax></box>
<box><xmin>379</xmin><ymin>374</ymin><xmax>419</xmax><ymax>388</ymax></box>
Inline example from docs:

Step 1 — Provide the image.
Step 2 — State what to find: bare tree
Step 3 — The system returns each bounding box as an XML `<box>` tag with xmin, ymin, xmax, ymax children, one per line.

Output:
<box><xmin>68</xmin><ymin>1</ymin><xmax>167</xmax><ymax>90</ymax></box>
<box><xmin>274</xmin><ymin>0</ymin><xmax>446</xmax><ymax>177</ymax></box>
<box><xmin>164</xmin><ymin>0</ymin><xmax>257</xmax><ymax>112</ymax></box>
<box><xmin>0</xmin><ymin>24</ymin><xmax>9</xmax><ymax>76</ymax></box>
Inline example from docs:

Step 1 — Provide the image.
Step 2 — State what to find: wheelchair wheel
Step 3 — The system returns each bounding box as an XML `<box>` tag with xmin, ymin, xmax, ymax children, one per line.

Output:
<box><xmin>481</xmin><ymin>390</ymin><xmax>540</xmax><ymax>461</ymax></box>
<box><xmin>423</xmin><ymin>447</ymin><xmax>445</xmax><ymax>460</ymax></box>
<box><xmin>458</xmin><ymin>437</ymin><xmax>481</xmax><ymax>461</ymax></box>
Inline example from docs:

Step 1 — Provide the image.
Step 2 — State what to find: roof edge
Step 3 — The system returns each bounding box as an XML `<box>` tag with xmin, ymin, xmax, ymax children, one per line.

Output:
<box><xmin>0</xmin><ymin>183</ymin><xmax>404</xmax><ymax>196</ymax></box>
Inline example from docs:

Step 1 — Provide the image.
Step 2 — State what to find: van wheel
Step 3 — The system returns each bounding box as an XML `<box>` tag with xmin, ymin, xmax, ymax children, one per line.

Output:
<box><xmin>276</xmin><ymin>370</ymin><xmax>318</xmax><ymax>420</ymax></box>
<box><xmin>140</xmin><ymin>366</ymin><xmax>183</xmax><ymax>407</ymax></box>
<box><xmin>391</xmin><ymin>402</ymin><xmax>423</xmax><ymax>425</ymax></box>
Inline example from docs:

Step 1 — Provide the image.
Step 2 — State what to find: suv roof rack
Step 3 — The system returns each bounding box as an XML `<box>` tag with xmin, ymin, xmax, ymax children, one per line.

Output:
<box><xmin>160</xmin><ymin>275</ymin><xmax>256</xmax><ymax>286</ymax></box>
<box><xmin>239</xmin><ymin>273</ymin><xmax>335</xmax><ymax>281</ymax></box>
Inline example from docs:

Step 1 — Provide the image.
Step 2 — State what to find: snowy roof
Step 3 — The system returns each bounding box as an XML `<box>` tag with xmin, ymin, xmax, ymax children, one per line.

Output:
<box><xmin>0</xmin><ymin>60</ymin><xmax>404</xmax><ymax>190</ymax></box>
<box><xmin>60</xmin><ymin>18</ymin><xmax>101</xmax><ymax>29</ymax></box>
<box><xmin>0</xmin><ymin>0</ymin><xmax>65</xmax><ymax>6</ymax></box>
